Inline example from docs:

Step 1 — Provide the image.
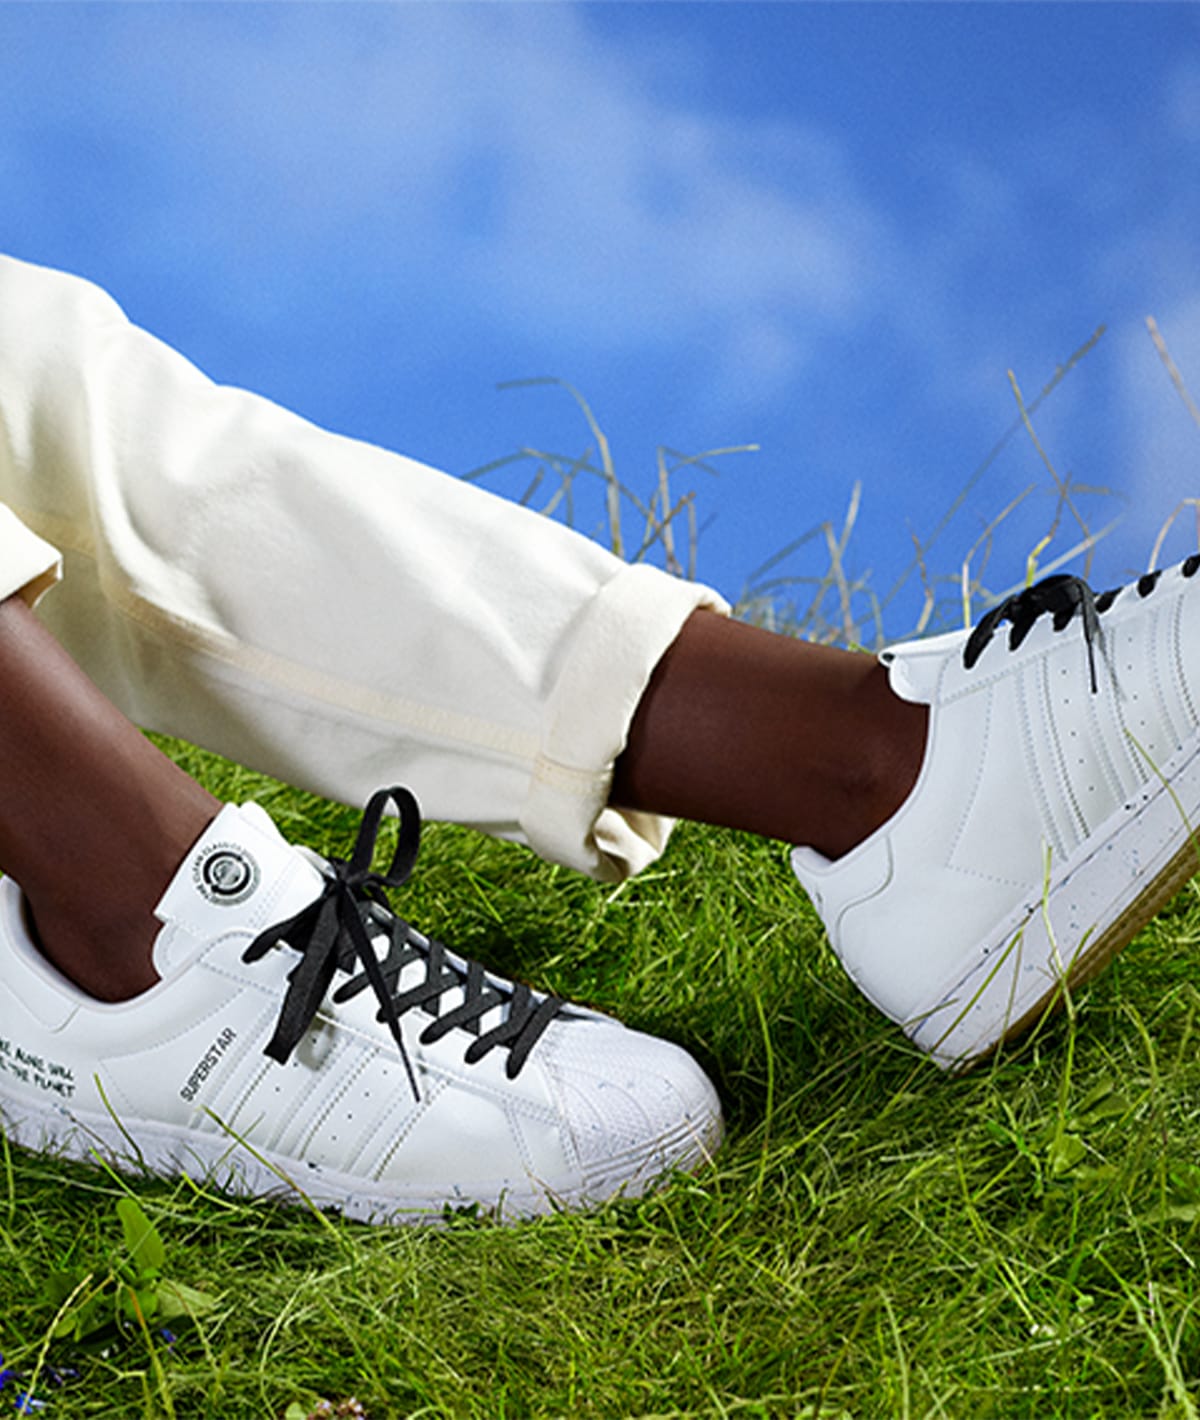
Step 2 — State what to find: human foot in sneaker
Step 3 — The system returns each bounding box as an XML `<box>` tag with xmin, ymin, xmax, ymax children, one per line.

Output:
<box><xmin>0</xmin><ymin>788</ymin><xmax>721</xmax><ymax>1221</ymax></box>
<box><xmin>792</xmin><ymin>560</ymin><xmax>1200</xmax><ymax>1070</ymax></box>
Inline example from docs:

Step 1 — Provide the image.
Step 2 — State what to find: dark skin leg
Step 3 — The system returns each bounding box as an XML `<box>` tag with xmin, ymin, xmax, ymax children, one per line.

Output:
<box><xmin>0</xmin><ymin>593</ymin><xmax>218</xmax><ymax>1001</ymax></box>
<box><xmin>6</xmin><ymin>600</ymin><xmax>919</xmax><ymax>1004</ymax></box>
<box><xmin>612</xmin><ymin>610</ymin><xmax>928</xmax><ymax>860</ymax></box>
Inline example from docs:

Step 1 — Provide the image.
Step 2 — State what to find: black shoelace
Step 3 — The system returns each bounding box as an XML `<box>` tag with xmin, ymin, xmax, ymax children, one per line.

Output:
<box><xmin>242</xmin><ymin>786</ymin><xmax>565</xmax><ymax>1101</ymax></box>
<box><xmin>962</xmin><ymin>557</ymin><xmax>1200</xmax><ymax>693</ymax></box>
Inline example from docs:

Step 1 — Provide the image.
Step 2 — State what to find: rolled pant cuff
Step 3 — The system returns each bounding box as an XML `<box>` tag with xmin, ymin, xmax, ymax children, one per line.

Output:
<box><xmin>523</xmin><ymin>560</ymin><xmax>729</xmax><ymax>882</ymax></box>
<box><xmin>0</xmin><ymin>504</ymin><xmax>61</xmax><ymax>608</ymax></box>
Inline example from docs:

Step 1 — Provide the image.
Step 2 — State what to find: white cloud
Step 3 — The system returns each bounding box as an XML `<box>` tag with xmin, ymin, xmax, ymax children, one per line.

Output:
<box><xmin>3</xmin><ymin>1</ymin><xmax>1200</xmax><ymax>593</ymax></box>
<box><xmin>0</xmin><ymin>4</ymin><xmax>884</xmax><ymax>374</ymax></box>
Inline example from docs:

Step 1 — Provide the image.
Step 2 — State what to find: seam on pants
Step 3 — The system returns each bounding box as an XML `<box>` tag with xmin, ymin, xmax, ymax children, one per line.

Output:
<box><xmin>530</xmin><ymin>756</ymin><xmax>610</xmax><ymax>797</ymax></box>
<box><xmin>15</xmin><ymin>502</ymin><xmax>543</xmax><ymax>765</ymax></box>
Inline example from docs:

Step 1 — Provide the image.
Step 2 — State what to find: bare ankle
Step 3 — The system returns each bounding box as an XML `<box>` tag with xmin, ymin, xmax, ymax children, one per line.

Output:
<box><xmin>24</xmin><ymin>899</ymin><xmax>161</xmax><ymax>1002</ymax></box>
<box><xmin>811</xmin><ymin>666</ymin><xmax>927</xmax><ymax>859</ymax></box>
<box><xmin>613</xmin><ymin>613</ymin><xmax>928</xmax><ymax>853</ymax></box>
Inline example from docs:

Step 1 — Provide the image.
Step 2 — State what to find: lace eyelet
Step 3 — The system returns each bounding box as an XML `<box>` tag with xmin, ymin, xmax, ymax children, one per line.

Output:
<box><xmin>960</xmin><ymin>573</ymin><xmax>1101</xmax><ymax>691</ymax></box>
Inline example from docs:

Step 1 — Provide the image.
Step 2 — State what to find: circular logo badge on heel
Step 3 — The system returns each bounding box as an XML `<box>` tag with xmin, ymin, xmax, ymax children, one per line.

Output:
<box><xmin>194</xmin><ymin>844</ymin><xmax>260</xmax><ymax>905</ymax></box>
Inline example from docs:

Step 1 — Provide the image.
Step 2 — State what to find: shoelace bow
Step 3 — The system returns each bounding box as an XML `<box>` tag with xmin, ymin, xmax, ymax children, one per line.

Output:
<box><xmin>962</xmin><ymin>557</ymin><xmax>1200</xmax><ymax>693</ymax></box>
<box><xmin>242</xmin><ymin>786</ymin><xmax>564</xmax><ymax>1101</ymax></box>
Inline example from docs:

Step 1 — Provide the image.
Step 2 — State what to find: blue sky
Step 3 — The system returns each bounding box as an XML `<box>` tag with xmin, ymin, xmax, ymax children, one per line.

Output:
<box><xmin>3</xmin><ymin>2</ymin><xmax>1200</xmax><ymax>641</ymax></box>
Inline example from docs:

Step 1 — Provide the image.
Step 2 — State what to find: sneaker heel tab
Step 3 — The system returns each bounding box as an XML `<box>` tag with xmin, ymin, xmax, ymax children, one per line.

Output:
<box><xmin>0</xmin><ymin>882</ymin><xmax>87</xmax><ymax>1030</ymax></box>
<box><xmin>791</xmin><ymin>837</ymin><xmax>895</xmax><ymax>959</ymax></box>
<box><xmin>790</xmin><ymin>844</ymin><xmax>832</xmax><ymax>918</ymax></box>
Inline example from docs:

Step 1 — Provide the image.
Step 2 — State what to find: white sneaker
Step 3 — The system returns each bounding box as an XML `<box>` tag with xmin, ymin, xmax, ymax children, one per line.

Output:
<box><xmin>792</xmin><ymin>560</ymin><xmax>1200</xmax><ymax>1070</ymax></box>
<box><xmin>0</xmin><ymin>788</ymin><xmax>721</xmax><ymax>1222</ymax></box>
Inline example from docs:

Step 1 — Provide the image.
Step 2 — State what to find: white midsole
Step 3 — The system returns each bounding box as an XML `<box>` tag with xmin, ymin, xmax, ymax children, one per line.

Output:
<box><xmin>0</xmin><ymin>1090</ymin><xmax>722</xmax><ymax>1225</ymax></box>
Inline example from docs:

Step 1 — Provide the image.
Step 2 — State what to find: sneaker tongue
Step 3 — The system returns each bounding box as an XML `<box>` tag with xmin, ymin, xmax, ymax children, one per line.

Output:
<box><xmin>879</xmin><ymin>628</ymin><xmax>962</xmax><ymax>704</ymax></box>
<box><xmin>151</xmin><ymin>803</ymin><xmax>326</xmax><ymax>977</ymax></box>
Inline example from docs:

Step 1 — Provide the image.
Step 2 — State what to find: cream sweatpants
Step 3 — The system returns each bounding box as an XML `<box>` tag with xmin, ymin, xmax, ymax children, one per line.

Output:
<box><xmin>0</xmin><ymin>255</ymin><xmax>727</xmax><ymax>881</ymax></box>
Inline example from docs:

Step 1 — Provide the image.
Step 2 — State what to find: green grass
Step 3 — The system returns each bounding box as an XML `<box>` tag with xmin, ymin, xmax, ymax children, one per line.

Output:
<box><xmin>9</xmin><ymin>334</ymin><xmax>1200</xmax><ymax>1417</ymax></box>
<box><xmin>5</xmin><ymin>738</ymin><xmax>1200</xmax><ymax>1418</ymax></box>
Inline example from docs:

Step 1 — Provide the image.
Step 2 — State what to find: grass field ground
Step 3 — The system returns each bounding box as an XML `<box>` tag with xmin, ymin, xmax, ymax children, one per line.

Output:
<box><xmin>6</xmin><ymin>343</ymin><xmax>1200</xmax><ymax>1417</ymax></box>
<box><xmin>4</xmin><ymin>734</ymin><xmax>1200</xmax><ymax>1418</ymax></box>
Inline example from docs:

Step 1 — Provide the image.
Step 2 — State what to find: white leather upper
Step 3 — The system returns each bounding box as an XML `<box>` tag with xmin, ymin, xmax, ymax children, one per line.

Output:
<box><xmin>0</xmin><ymin>801</ymin><xmax>720</xmax><ymax>1199</ymax></box>
<box><xmin>792</xmin><ymin>563</ymin><xmax>1200</xmax><ymax>1023</ymax></box>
